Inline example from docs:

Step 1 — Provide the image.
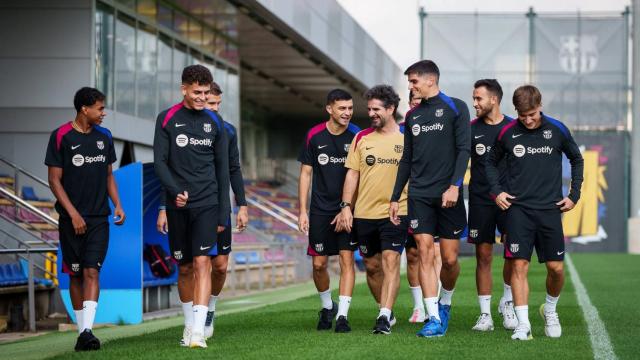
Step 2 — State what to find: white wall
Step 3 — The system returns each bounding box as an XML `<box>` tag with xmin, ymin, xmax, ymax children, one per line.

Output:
<box><xmin>0</xmin><ymin>0</ymin><xmax>94</xmax><ymax>179</ymax></box>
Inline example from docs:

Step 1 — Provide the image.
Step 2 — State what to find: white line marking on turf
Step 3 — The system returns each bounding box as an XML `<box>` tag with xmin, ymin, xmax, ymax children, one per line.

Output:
<box><xmin>566</xmin><ymin>254</ymin><xmax>617</xmax><ymax>360</ymax></box>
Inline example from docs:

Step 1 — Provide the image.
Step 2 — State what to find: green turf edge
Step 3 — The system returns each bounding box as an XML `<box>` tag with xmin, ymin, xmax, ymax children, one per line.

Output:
<box><xmin>568</xmin><ymin>253</ymin><xmax>640</xmax><ymax>360</ymax></box>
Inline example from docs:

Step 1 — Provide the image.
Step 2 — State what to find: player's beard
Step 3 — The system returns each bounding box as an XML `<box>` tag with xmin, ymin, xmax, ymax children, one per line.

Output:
<box><xmin>370</xmin><ymin>115</ymin><xmax>386</xmax><ymax>129</ymax></box>
<box><xmin>475</xmin><ymin>105</ymin><xmax>491</xmax><ymax>118</ymax></box>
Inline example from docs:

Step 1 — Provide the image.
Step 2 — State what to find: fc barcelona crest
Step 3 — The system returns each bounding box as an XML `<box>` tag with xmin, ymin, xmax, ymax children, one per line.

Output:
<box><xmin>510</xmin><ymin>244</ymin><xmax>519</xmax><ymax>253</ymax></box>
<box><xmin>344</xmin><ymin>143</ymin><xmax>351</xmax><ymax>152</ymax></box>
<box><xmin>435</xmin><ymin>108</ymin><xmax>444</xmax><ymax>117</ymax></box>
<box><xmin>315</xmin><ymin>243</ymin><xmax>324</xmax><ymax>252</ymax></box>
<box><xmin>203</xmin><ymin>123</ymin><xmax>212</xmax><ymax>133</ymax></box>
<box><xmin>543</xmin><ymin>129</ymin><xmax>552</xmax><ymax>140</ymax></box>
<box><xmin>394</xmin><ymin>145</ymin><xmax>404</xmax><ymax>153</ymax></box>
<box><xmin>96</xmin><ymin>141</ymin><xmax>104</xmax><ymax>150</ymax></box>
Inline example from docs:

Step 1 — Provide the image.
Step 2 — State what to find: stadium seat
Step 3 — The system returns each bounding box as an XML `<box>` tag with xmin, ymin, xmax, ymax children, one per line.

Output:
<box><xmin>234</xmin><ymin>252</ymin><xmax>248</xmax><ymax>264</ymax></box>
<box><xmin>21</xmin><ymin>186</ymin><xmax>39</xmax><ymax>201</ymax></box>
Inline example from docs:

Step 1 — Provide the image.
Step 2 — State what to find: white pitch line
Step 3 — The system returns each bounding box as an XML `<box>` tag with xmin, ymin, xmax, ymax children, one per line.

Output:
<box><xmin>566</xmin><ymin>253</ymin><xmax>617</xmax><ymax>360</ymax></box>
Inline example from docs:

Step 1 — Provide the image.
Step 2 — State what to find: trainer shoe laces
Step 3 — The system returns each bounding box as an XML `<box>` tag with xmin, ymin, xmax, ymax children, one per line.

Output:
<box><xmin>545</xmin><ymin>311</ymin><xmax>560</xmax><ymax>326</ymax></box>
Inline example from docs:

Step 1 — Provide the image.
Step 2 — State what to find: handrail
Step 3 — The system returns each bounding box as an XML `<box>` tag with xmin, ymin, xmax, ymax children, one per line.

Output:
<box><xmin>245</xmin><ymin>189</ymin><xmax>298</xmax><ymax>222</ymax></box>
<box><xmin>0</xmin><ymin>247</ymin><xmax>58</xmax><ymax>254</ymax></box>
<box><xmin>0</xmin><ymin>242</ymin><xmax>57</xmax><ymax>279</ymax></box>
<box><xmin>0</xmin><ymin>156</ymin><xmax>50</xmax><ymax>188</ymax></box>
<box><xmin>246</xmin><ymin>198</ymin><xmax>298</xmax><ymax>231</ymax></box>
<box><xmin>0</xmin><ymin>187</ymin><xmax>58</xmax><ymax>226</ymax></box>
<box><xmin>0</xmin><ymin>227</ymin><xmax>58</xmax><ymax>262</ymax></box>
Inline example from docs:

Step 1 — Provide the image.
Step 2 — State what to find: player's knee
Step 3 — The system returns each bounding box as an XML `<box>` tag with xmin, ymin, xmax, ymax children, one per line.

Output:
<box><xmin>83</xmin><ymin>267</ymin><xmax>99</xmax><ymax>281</ymax></box>
<box><xmin>312</xmin><ymin>259</ymin><xmax>328</xmax><ymax>273</ymax></box>
<box><xmin>178</xmin><ymin>263</ymin><xmax>193</xmax><ymax>277</ymax></box>
<box><xmin>212</xmin><ymin>259</ymin><xmax>228</xmax><ymax>276</ymax></box>
<box><xmin>546</xmin><ymin>262</ymin><xmax>564</xmax><ymax>277</ymax></box>
<box><xmin>476</xmin><ymin>253</ymin><xmax>492</xmax><ymax>268</ymax></box>
<box><xmin>364</xmin><ymin>259</ymin><xmax>381</xmax><ymax>276</ymax></box>
<box><xmin>441</xmin><ymin>255</ymin><xmax>458</xmax><ymax>270</ymax></box>
<box><xmin>512</xmin><ymin>261</ymin><xmax>529</xmax><ymax>276</ymax></box>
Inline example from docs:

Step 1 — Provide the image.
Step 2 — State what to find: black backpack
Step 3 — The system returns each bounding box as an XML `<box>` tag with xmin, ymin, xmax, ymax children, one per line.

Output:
<box><xmin>143</xmin><ymin>244</ymin><xmax>176</xmax><ymax>278</ymax></box>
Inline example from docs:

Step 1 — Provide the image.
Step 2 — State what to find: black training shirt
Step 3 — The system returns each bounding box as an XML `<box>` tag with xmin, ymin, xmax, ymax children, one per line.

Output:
<box><xmin>153</xmin><ymin>102</ymin><xmax>230</xmax><ymax>224</ymax></box>
<box><xmin>392</xmin><ymin>92</ymin><xmax>471</xmax><ymax>201</ymax></box>
<box><xmin>298</xmin><ymin>122</ymin><xmax>360</xmax><ymax>215</ymax></box>
<box><xmin>469</xmin><ymin>115</ymin><xmax>513</xmax><ymax>206</ymax></box>
<box><xmin>44</xmin><ymin>122</ymin><xmax>117</xmax><ymax>218</ymax></box>
<box><xmin>485</xmin><ymin>113</ymin><xmax>584</xmax><ymax>209</ymax></box>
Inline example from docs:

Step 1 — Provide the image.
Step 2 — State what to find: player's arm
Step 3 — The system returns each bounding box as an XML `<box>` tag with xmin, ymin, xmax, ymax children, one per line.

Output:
<box><xmin>228</xmin><ymin>129</ymin><xmax>248</xmax><ymax>230</ymax></box>
<box><xmin>48</xmin><ymin>166</ymin><xmax>86</xmax><ymax>235</ymax></box>
<box><xmin>153</xmin><ymin>114</ymin><xmax>185</xmax><ymax>206</ymax></box>
<box><xmin>391</xmin><ymin>117</ymin><xmax>412</xmax><ymax>204</ymax></box>
<box><xmin>485</xmin><ymin>137</ymin><xmax>513</xmax><ymax>210</ymax></box>
<box><xmin>557</xmin><ymin>127</ymin><xmax>584</xmax><ymax>212</ymax></box>
<box><xmin>157</xmin><ymin>190</ymin><xmax>168</xmax><ymax>234</ymax></box>
<box><xmin>442</xmin><ymin>101</ymin><xmax>471</xmax><ymax>208</ymax></box>
<box><xmin>106</xmin><ymin>165</ymin><xmax>125</xmax><ymax>225</ymax></box>
<box><xmin>298</xmin><ymin>164</ymin><xmax>312</xmax><ymax>234</ymax></box>
<box><xmin>336</xmin><ymin>168</ymin><xmax>359</xmax><ymax>233</ymax></box>
<box><xmin>213</xmin><ymin>119</ymin><xmax>231</xmax><ymax>230</ymax></box>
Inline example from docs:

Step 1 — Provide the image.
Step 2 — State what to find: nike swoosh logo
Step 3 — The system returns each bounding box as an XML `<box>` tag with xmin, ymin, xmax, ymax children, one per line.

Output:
<box><xmin>349</xmin><ymin>242</ymin><xmax>358</xmax><ymax>246</ymax></box>
<box><xmin>223</xmin><ymin>245</ymin><xmax>231</xmax><ymax>250</ymax></box>
<box><xmin>365</xmin><ymin>147</ymin><xmax>374</xmax><ymax>150</ymax></box>
<box><xmin>175</xmin><ymin>123</ymin><xmax>186</xmax><ymax>127</ymax></box>
<box><xmin>71</xmin><ymin>145</ymin><xmax>81</xmax><ymax>150</ymax></box>
<box><xmin>318</xmin><ymin>145</ymin><xmax>328</xmax><ymax>149</ymax></box>
<box><xmin>392</xmin><ymin>243</ymin><xmax>401</xmax><ymax>247</ymax></box>
<box><xmin>412</xmin><ymin>115</ymin><xmax>421</xmax><ymax>120</ymax></box>
<box><xmin>557</xmin><ymin>251</ymin><xmax>564</xmax><ymax>255</ymax></box>
<box><xmin>200</xmin><ymin>245</ymin><xmax>211</xmax><ymax>250</ymax></box>
<box><xmin>512</xmin><ymin>133</ymin><xmax>523</xmax><ymax>138</ymax></box>
<box><xmin>453</xmin><ymin>230</ymin><xmax>462</xmax><ymax>234</ymax></box>
<box><xmin>474</xmin><ymin>135</ymin><xmax>484</xmax><ymax>139</ymax></box>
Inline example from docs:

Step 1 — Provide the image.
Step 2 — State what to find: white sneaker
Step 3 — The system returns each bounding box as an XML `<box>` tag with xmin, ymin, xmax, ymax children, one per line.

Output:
<box><xmin>204</xmin><ymin>311</ymin><xmax>215</xmax><ymax>339</ymax></box>
<box><xmin>511</xmin><ymin>324</ymin><xmax>533</xmax><ymax>341</ymax></box>
<box><xmin>472</xmin><ymin>313</ymin><xmax>494</xmax><ymax>331</ymax></box>
<box><xmin>500</xmin><ymin>301</ymin><xmax>518</xmax><ymax>330</ymax></box>
<box><xmin>179</xmin><ymin>326</ymin><xmax>192</xmax><ymax>347</ymax></box>
<box><xmin>540</xmin><ymin>304</ymin><xmax>562</xmax><ymax>338</ymax></box>
<box><xmin>189</xmin><ymin>331</ymin><xmax>207</xmax><ymax>348</ymax></box>
<box><xmin>408</xmin><ymin>308</ymin><xmax>426</xmax><ymax>323</ymax></box>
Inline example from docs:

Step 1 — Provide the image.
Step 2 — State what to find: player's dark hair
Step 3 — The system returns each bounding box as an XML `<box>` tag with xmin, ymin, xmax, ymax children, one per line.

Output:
<box><xmin>474</xmin><ymin>79</ymin><xmax>503</xmax><ymax>103</ymax></box>
<box><xmin>326</xmin><ymin>89</ymin><xmax>352</xmax><ymax>105</ymax></box>
<box><xmin>181</xmin><ymin>64</ymin><xmax>213</xmax><ymax>85</ymax></box>
<box><xmin>73</xmin><ymin>87</ymin><xmax>105</xmax><ymax>113</ymax></box>
<box><xmin>365</xmin><ymin>85</ymin><xmax>401</xmax><ymax>116</ymax></box>
<box><xmin>513</xmin><ymin>85</ymin><xmax>542</xmax><ymax>112</ymax></box>
<box><xmin>404</xmin><ymin>60</ymin><xmax>440</xmax><ymax>82</ymax></box>
<box><xmin>210</xmin><ymin>81</ymin><xmax>223</xmax><ymax>95</ymax></box>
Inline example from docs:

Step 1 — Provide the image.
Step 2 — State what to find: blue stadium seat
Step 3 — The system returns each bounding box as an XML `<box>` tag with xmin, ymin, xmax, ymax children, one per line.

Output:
<box><xmin>248</xmin><ymin>252</ymin><xmax>260</xmax><ymax>264</ymax></box>
<box><xmin>234</xmin><ymin>252</ymin><xmax>248</xmax><ymax>264</ymax></box>
<box><xmin>21</xmin><ymin>186</ymin><xmax>39</xmax><ymax>201</ymax></box>
<box><xmin>17</xmin><ymin>259</ymin><xmax>53</xmax><ymax>286</ymax></box>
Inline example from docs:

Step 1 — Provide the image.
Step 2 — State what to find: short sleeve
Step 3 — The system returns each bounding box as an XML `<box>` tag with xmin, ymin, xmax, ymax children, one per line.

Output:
<box><xmin>297</xmin><ymin>133</ymin><xmax>314</xmax><ymax>165</ymax></box>
<box><xmin>44</xmin><ymin>130</ymin><xmax>63</xmax><ymax>168</ymax></box>
<box><xmin>345</xmin><ymin>136</ymin><xmax>360</xmax><ymax>170</ymax></box>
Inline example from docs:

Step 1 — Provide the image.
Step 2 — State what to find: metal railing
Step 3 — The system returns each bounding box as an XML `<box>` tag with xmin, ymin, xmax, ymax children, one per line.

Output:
<box><xmin>0</xmin><ymin>247</ymin><xmax>57</xmax><ymax>332</ymax></box>
<box><xmin>0</xmin><ymin>186</ymin><xmax>58</xmax><ymax>227</ymax></box>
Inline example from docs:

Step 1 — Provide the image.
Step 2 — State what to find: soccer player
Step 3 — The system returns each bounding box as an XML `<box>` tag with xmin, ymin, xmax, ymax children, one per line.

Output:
<box><xmin>390</xmin><ymin>60</ymin><xmax>470</xmax><ymax>337</ymax></box>
<box><xmin>157</xmin><ymin>81</ymin><xmax>247</xmax><ymax>341</ymax></box>
<box><xmin>153</xmin><ymin>65</ymin><xmax>230</xmax><ymax>348</ymax></box>
<box><xmin>468</xmin><ymin>79</ymin><xmax>517</xmax><ymax>331</ymax></box>
<box><xmin>337</xmin><ymin>85</ymin><xmax>407</xmax><ymax>335</ymax></box>
<box><xmin>45</xmin><ymin>87</ymin><xmax>125</xmax><ymax>351</ymax></box>
<box><xmin>298</xmin><ymin>89</ymin><xmax>360</xmax><ymax>332</ymax></box>
<box><xmin>486</xmin><ymin>85</ymin><xmax>583</xmax><ymax>340</ymax></box>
